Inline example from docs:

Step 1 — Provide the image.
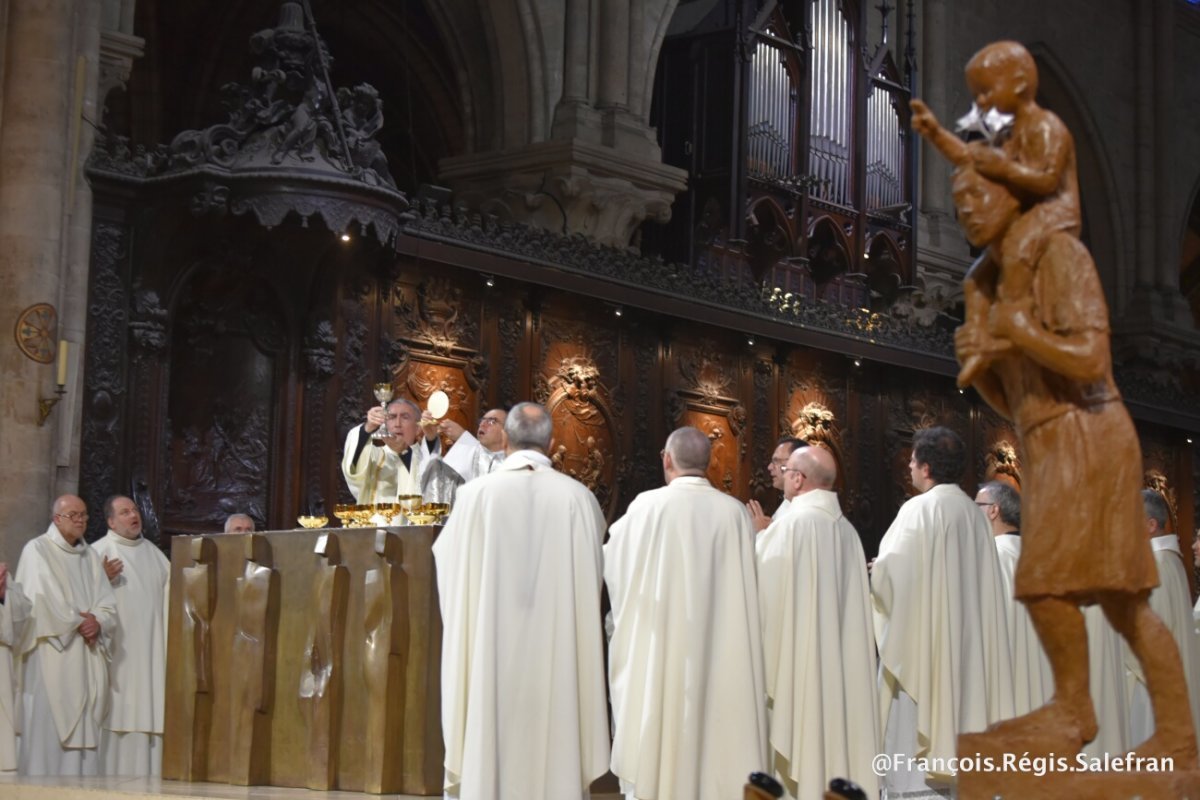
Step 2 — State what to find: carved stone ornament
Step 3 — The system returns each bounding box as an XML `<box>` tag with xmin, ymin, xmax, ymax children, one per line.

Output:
<box><xmin>14</xmin><ymin>303</ymin><xmax>57</xmax><ymax>364</ymax></box>
<box><xmin>129</xmin><ymin>287</ymin><xmax>169</xmax><ymax>354</ymax></box>
<box><xmin>86</xmin><ymin>1</ymin><xmax>411</xmax><ymax>246</ymax></box>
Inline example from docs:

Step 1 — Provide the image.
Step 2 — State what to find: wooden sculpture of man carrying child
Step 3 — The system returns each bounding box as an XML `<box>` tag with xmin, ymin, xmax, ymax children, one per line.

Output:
<box><xmin>911</xmin><ymin>40</ymin><xmax>1198</xmax><ymax>766</ymax></box>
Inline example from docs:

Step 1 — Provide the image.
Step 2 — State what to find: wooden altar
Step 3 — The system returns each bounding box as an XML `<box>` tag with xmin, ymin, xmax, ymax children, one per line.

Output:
<box><xmin>161</xmin><ymin>526</ymin><xmax>443</xmax><ymax>795</ymax></box>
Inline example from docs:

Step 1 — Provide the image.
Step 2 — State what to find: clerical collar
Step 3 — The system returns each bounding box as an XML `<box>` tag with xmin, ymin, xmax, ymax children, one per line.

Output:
<box><xmin>1151</xmin><ymin>534</ymin><xmax>1181</xmax><ymax>555</ymax></box>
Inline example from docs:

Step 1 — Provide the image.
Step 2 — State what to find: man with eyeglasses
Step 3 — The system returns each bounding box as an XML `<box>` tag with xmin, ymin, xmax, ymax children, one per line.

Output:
<box><xmin>756</xmin><ymin>445</ymin><xmax>877</xmax><ymax>799</ymax></box>
<box><xmin>14</xmin><ymin>494</ymin><xmax>117</xmax><ymax>775</ymax></box>
<box><xmin>747</xmin><ymin>436</ymin><xmax>807</xmax><ymax>532</ymax></box>
<box><xmin>91</xmin><ymin>495</ymin><xmax>170</xmax><ymax>776</ymax></box>
<box><xmin>0</xmin><ymin>559</ymin><xmax>31</xmax><ymax>773</ymax></box>
<box><xmin>605</xmin><ymin>426</ymin><xmax>766</xmax><ymax>800</ymax></box>
<box><xmin>871</xmin><ymin>427</ymin><xmax>1013</xmax><ymax>798</ymax></box>
<box><xmin>341</xmin><ymin>397</ymin><xmax>441</xmax><ymax>503</ymax></box>
<box><xmin>976</xmin><ymin>481</ymin><xmax>1053</xmax><ymax>719</ymax></box>
<box><xmin>433</xmin><ymin>407</ymin><xmax>509</xmax><ymax>483</ymax></box>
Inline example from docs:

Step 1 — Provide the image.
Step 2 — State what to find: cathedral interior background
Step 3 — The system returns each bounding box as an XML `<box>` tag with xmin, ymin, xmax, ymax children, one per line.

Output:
<box><xmin>2</xmin><ymin>0</ymin><xmax>1200</xmax><ymax>574</ymax></box>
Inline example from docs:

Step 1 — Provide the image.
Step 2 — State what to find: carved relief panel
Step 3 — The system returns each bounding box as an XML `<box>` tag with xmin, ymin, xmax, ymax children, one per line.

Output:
<box><xmin>669</xmin><ymin>341</ymin><xmax>745</xmax><ymax>495</ymax></box>
<box><xmin>164</xmin><ymin>268</ymin><xmax>286</xmax><ymax>534</ymax></box>
<box><xmin>534</xmin><ymin>311</ymin><xmax>620</xmax><ymax>518</ymax></box>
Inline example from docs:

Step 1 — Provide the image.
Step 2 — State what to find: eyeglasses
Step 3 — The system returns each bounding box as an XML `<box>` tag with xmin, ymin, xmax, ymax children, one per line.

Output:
<box><xmin>975</xmin><ymin>501</ymin><xmax>994</xmax><ymax>508</ymax></box>
<box><xmin>770</xmin><ymin>458</ymin><xmax>789</xmax><ymax>467</ymax></box>
<box><xmin>779</xmin><ymin>467</ymin><xmax>807</xmax><ymax>478</ymax></box>
<box><xmin>55</xmin><ymin>511</ymin><xmax>89</xmax><ymax>522</ymax></box>
<box><xmin>479</xmin><ymin>416</ymin><xmax>503</xmax><ymax>426</ymax></box>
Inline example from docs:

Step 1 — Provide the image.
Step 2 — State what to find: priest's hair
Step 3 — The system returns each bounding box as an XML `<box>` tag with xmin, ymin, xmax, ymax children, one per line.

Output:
<box><xmin>1141</xmin><ymin>488</ymin><xmax>1170</xmax><ymax>531</ymax></box>
<box><xmin>665</xmin><ymin>426</ymin><xmax>711</xmax><ymax>471</ymax></box>
<box><xmin>980</xmin><ymin>480</ymin><xmax>1020</xmax><ymax>528</ymax></box>
<box><xmin>388</xmin><ymin>397</ymin><xmax>421</xmax><ymax>418</ymax></box>
<box><xmin>505</xmin><ymin>402</ymin><xmax>553</xmax><ymax>451</ymax></box>
<box><xmin>911</xmin><ymin>426</ymin><xmax>965</xmax><ymax>484</ymax></box>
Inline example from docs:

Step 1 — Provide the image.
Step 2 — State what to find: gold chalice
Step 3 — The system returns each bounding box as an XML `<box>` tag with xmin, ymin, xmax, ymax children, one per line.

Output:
<box><xmin>333</xmin><ymin>504</ymin><xmax>354</xmax><ymax>528</ymax></box>
<box><xmin>371</xmin><ymin>382</ymin><xmax>395</xmax><ymax>446</ymax></box>
<box><xmin>406</xmin><ymin>511</ymin><xmax>437</xmax><ymax>525</ymax></box>
<box><xmin>297</xmin><ymin>515</ymin><xmax>329</xmax><ymax>529</ymax></box>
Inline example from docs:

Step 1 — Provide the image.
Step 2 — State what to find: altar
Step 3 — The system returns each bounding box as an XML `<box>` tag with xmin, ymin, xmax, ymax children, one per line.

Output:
<box><xmin>161</xmin><ymin>526</ymin><xmax>443</xmax><ymax>795</ymax></box>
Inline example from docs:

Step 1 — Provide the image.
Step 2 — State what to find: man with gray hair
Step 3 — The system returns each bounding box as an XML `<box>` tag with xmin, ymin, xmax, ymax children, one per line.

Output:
<box><xmin>341</xmin><ymin>396</ymin><xmax>441</xmax><ymax>503</ymax></box>
<box><xmin>757</xmin><ymin>446</ymin><xmax>877</xmax><ymax>798</ymax></box>
<box><xmin>976</xmin><ymin>481</ymin><xmax>1053</xmax><ymax>718</ymax></box>
<box><xmin>1127</xmin><ymin>489</ymin><xmax>1200</xmax><ymax>746</ymax></box>
<box><xmin>223</xmin><ymin>514</ymin><xmax>254</xmax><ymax>534</ymax></box>
<box><xmin>605</xmin><ymin>427</ymin><xmax>766</xmax><ymax>800</ymax></box>
<box><xmin>433</xmin><ymin>402</ymin><xmax>609</xmax><ymax>799</ymax></box>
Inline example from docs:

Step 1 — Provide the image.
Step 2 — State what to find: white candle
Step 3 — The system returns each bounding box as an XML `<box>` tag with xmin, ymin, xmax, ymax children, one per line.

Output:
<box><xmin>56</xmin><ymin>340</ymin><xmax>68</xmax><ymax>387</ymax></box>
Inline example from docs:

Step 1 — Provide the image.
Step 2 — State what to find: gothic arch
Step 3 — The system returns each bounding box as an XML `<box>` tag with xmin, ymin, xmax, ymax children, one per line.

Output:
<box><xmin>1028</xmin><ymin>44</ymin><xmax>1126</xmax><ymax>314</ymax></box>
<box><xmin>1179</xmin><ymin>175</ymin><xmax>1200</xmax><ymax>327</ymax></box>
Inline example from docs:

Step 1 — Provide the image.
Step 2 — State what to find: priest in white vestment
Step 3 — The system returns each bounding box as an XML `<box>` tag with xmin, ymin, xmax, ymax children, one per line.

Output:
<box><xmin>433</xmin><ymin>408</ymin><xmax>508</xmax><ymax>483</ymax></box>
<box><xmin>605</xmin><ymin>426</ymin><xmax>766</xmax><ymax>800</ymax></box>
<box><xmin>92</xmin><ymin>495</ymin><xmax>170</xmax><ymax>776</ymax></box>
<box><xmin>747</xmin><ymin>436</ymin><xmax>806</xmax><ymax>532</ymax></box>
<box><xmin>757</xmin><ymin>445</ymin><xmax>877</xmax><ymax>799</ymax></box>
<box><xmin>976</xmin><ymin>481</ymin><xmax>1053</xmax><ymax>717</ymax></box>
<box><xmin>871</xmin><ymin>427</ymin><xmax>1013</xmax><ymax>798</ymax></box>
<box><xmin>1126</xmin><ymin>490</ymin><xmax>1200</xmax><ymax>747</ymax></box>
<box><xmin>16</xmin><ymin>495</ymin><xmax>118</xmax><ymax>776</ymax></box>
<box><xmin>433</xmin><ymin>402</ymin><xmax>609</xmax><ymax>800</ymax></box>
<box><xmin>0</xmin><ymin>563</ymin><xmax>31</xmax><ymax>773</ymax></box>
<box><xmin>341</xmin><ymin>398</ymin><xmax>440</xmax><ymax>503</ymax></box>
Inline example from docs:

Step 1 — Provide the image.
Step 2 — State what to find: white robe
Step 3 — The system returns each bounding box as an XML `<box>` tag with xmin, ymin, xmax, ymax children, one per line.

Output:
<box><xmin>433</xmin><ymin>450</ymin><xmax>609</xmax><ymax>800</ymax></box>
<box><xmin>993</xmin><ymin>534</ymin><xmax>1053</xmax><ymax>716</ymax></box>
<box><xmin>341</xmin><ymin>425</ymin><xmax>433</xmax><ymax>503</ymax></box>
<box><xmin>605</xmin><ymin>476</ymin><xmax>766</xmax><ymax>800</ymax></box>
<box><xmin>772</xmin><ymin>497</ymin><xmax>791</xmax><ymax>520</ymax></box>
<box><xmin>871</xmin><ymin>483</ymin><xmax>1014</xmax><ymax>793</ymax></box>
<box><xmin>0</xmin><ymin>581</ymin><xmax>31</xmax><ymax>772</ymax></box>
<box><xmin>92</xmin><ymin>531</ymin><xmax>170</xmax><ymax>776</ymax></box>
<box><xmin>1125</xmin><ymin>535</ymin><xmax>1200</xmax><ymax>747</ymax></box>
<box><xmin>16</xmin><ymin>524</ymin><xmax>117</xmax><ymax>776</ymax></box>
<box><xmin>439</xmin><ymin>431</ymin><xmax>504</xmax><ymax>483</ymax></box>
<box><xmin>756</xmin><ymin>489</ymin><xmax>878</xmax><ymax>800</ymax></box>
<box><xmin>1082</xmin><ymin>604</ymin><xmax>1130</xmax><ymax>758</ymax></box>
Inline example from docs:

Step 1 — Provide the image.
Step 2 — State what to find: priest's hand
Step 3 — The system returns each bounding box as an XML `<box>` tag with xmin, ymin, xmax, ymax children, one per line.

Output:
<box><xmin>420</xmin><ymin>410</ymin><xmax>440</xmax><ymax>440</ymax></box>
<box><xmin>746</xmin><ymin>500</ymin><xmax>771</xmax><ymax>533</ymax></box>
<box><xmin>78</xmin><ymin>611</ymin><xmax>100</xmax><ymax>645</ymax></box>
<box><xmin>0</xmin><ymin>562</ymin><xmax>7</xmax><ymax>601</ymax></box>
<box><xmin>439</xmin><ymin>419</ymin><xmax>466</xmax><ymax>443</ymax></box>
<box><xmin>364</xmin><ymin>406</ymin><xmax>387</xmax><ymax>434</ymax></box>
<box><xmin>102</xmin><ymin>555</ymin><xmax>124</xmax><ymax>583</ymax></box>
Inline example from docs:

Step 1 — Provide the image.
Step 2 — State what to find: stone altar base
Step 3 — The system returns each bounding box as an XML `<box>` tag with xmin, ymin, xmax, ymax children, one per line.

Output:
<box><xmin>958</xmin><ymin>730</ymin><xmax>1200</xmax><ymax>799</ymax></box>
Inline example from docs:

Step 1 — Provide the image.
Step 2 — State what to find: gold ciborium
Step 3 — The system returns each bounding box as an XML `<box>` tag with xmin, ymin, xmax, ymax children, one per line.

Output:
<box><xmin>297</xmin><ymin>515</ymin><xmax>329</xmax><ymax>529</ymax></box>
<box><xmin>370</xmin><ymin>382</ymin><xmax>395</xmax><ymax>446</ymax></box>
<box><xmin>423</xmin><ymin>502</ymin><xmax>450</xmax><ymax>525</ymax></box>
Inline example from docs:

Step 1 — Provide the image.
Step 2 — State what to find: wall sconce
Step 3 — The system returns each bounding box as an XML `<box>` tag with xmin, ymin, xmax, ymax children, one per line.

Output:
<box><xmin>37</xmin><ymin>340</ymin><xmax>68</xmax><ymax>427</ymax></box>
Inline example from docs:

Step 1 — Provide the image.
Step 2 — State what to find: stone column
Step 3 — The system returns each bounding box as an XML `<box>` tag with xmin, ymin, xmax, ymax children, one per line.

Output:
<box><xmin>0</xmin><ymin>0</ymin><xmax>79</xmax><ymax>563</ymax></box>
<box><xmin>438</xmin><ymin>0</ymin><xmax>687</xmax><ymax>248</ymax></box>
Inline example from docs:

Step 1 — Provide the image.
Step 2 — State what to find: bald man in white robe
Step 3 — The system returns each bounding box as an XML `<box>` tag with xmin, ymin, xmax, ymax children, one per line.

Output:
<box><xmin>92</xmin><ymin>495</ymin><xmax>170</xmax><ymax>776</ymax></box>
<box><xmin>433</xmin><ymin>402</ymin><xmax>609</xmax><ymax>799</ymax></box>
<box><xmin>17</xmin><ymin>494</ymin><xmax>117</xmax><ymax>776</ymax></box>
<box><xmin>976</xmin><ymin>481</ymin><xmax>1053</xmax><ymax>717</ymax></box>
<box><xmin>0</xmin><ymin>563</ymin><xmax>31</xmax><ymax>773</ymax></box>
<box><xmin>1126</xmin><ymin>490</ymin><xmax>1200</xmax><ymax>747</ymax></box>
<box><xmin>871</xmin><ymin>427</ymin><xmax>1013</xmax><ymax>798</ymax></box>
<box><xmin>757</xmin><ymin>446</ymin><xmax>877</xmax><ymax>799</ymax></box>
<box><xmin>606</xmin><ymin>426</ymin><xmax>766</xmax><ymax>800</ymax></box>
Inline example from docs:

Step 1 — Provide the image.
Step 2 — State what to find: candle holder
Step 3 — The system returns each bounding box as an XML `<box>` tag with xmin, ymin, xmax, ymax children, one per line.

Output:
<box><xmin>37</xmin><ymin>385</ymin><xmax>66</xmax><ymax>427</ymax></box>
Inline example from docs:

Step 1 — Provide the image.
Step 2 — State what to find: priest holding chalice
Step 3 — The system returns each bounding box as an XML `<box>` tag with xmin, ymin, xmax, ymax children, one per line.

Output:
<box><xmin>340</xmin><ymin>383</ymin><xmax>443</xmax><ymax>505</ymax></box>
